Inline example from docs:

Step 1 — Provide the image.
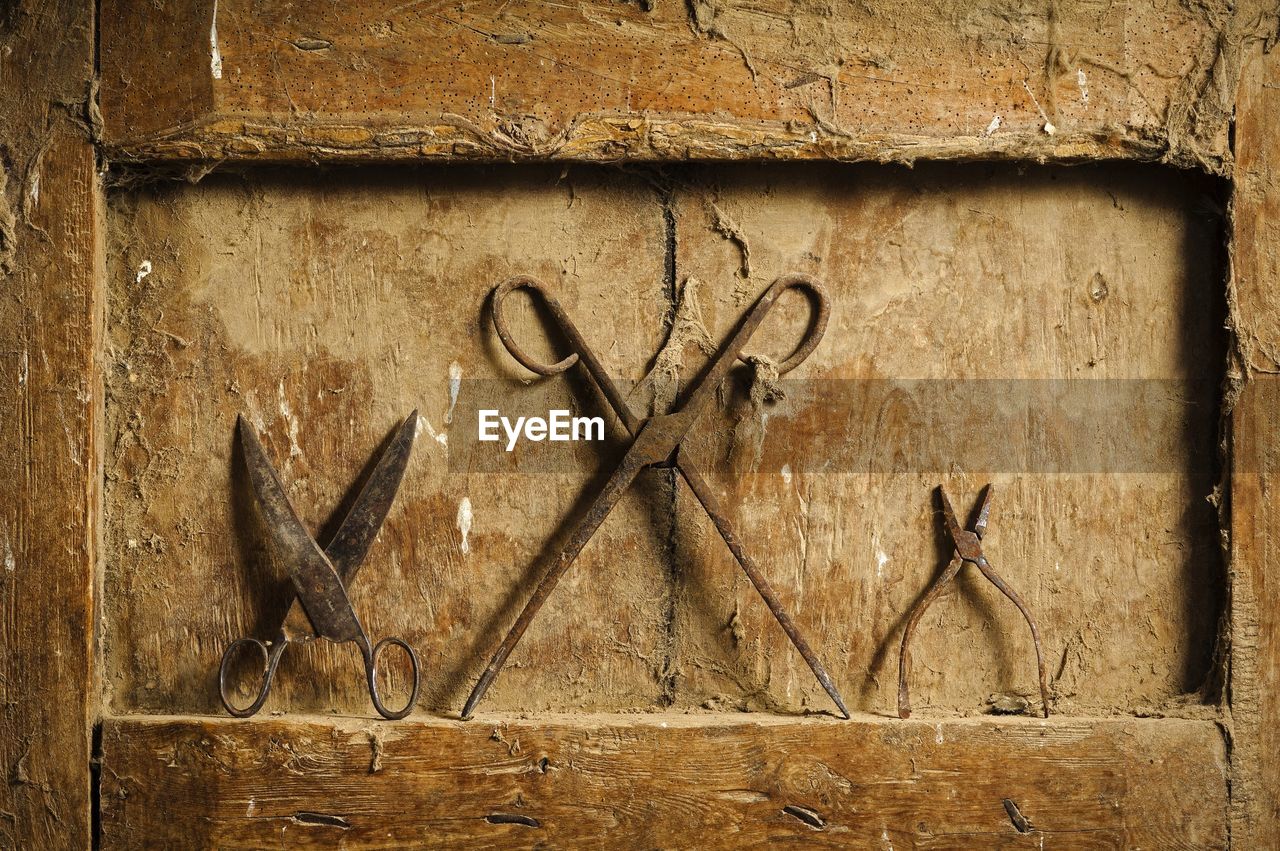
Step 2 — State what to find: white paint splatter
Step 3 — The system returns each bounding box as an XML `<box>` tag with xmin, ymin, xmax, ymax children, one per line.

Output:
<box><xmin>245</xmin><ymin>797</ymin><xmax>256</xmax><ymax>816</ymax></box>
<box><xmin>1043</xmin><ymin>121</ymin><xmax>1057</xmax><ymax>136</ymax></box>
<box><xmin>780</xmin><ymin>463</ymin><xmax>792</xmax><ymax>486</ymax></box>
<box><xmin>135</xmin><ymin>260</ymin><xmax>152</xmax><ymax>284</ymax></box>
<box><xmin>2</xmin><ymin>526</ymin><xmax>14</xmax><ymax>573</ymax></box>
<box><xmin>982</xmin><ymin>115</ymin><xmax>1002</xmax><ymax>136</ymax></box>
<box><xmin>456</xmin><ymin>497</ymin><xmax>473</xmax><ymax>555</ymax></box>
<box><xmin>277</xmin><ymin>381</ymin><xmax>302</xmax><ymax>457</ymax></box>
<box><xmin>489</xmin><ymin>76</ymin><xmax>496</xmax><ymax>110</ymax></box>
<box><xmin>876</xmin><ymin>550</ymin><xmax>890</xmax><ymax>579</ymax></box>
<box><xmin>28</xmin><ymin>172</ymin><xmax>39</xmax><ymax>207</ymax></box>
<box><xmin>445</xmin><ymin>361</ymin><xmax>463</xmax><ymax>424</ymax></box>
<box><xmin>210</xmin><ymin>0</ymin><xmax>223</xmax><ymax>79</ymax></box>
<box><xmin>934</xmin><ymin>724</ymin><xmax>944</xmax><ymax>744</ymax></box>
<box><xmin>417</xmin><ymin>415</ymin><xmax>449</xmax><ymax>447</ymax></box>
<box><xmin>17</xmin><ymin>351</ymin><xmax>27</xmax><ymax>387</ymax></box>
<box><xmin>1077</xmin><ymin>68</ymin><xmax>1089</xmax><ymax>105</ymax></box>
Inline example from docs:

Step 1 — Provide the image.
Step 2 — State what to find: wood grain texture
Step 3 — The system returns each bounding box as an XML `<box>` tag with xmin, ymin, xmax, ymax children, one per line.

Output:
<box><xmin>104</xmin><ymin>162</ymin><xmax>1225</xmax><ymax>721</ymax></box>
<box><xmin>0</xmin><ymin>1</ymin><xmax>99</xmax><ymax>848</ymax></box>
<box><xmin>99</xmin><ymin>0</ymin><xmax>1246</xmax><ymax>171</ymax></box>
<box><xmin>100</xmin><ymin>713</ymin><xmax>1227</xmax><ymax>849</ymax></box>
<box><xmin>1226</xmin><ymin>37</ymin><xmax>1280</xmax><ymax>849</ymax></box>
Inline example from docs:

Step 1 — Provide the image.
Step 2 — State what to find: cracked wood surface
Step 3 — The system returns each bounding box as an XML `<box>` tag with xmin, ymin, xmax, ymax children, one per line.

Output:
<box><xmin>99</xmin><ymin>0</ymin><xmax>1248</xmax><ymax>171</ymax></box>
<box><xmin>99</xmin><ymin>713</ymin><xmax>1228</xmax><ymax>849</ymax></box>
<box><xmin>0</xmin><ymin>1</ymin><xmax>99</xmax><ymax>848</ymax></box>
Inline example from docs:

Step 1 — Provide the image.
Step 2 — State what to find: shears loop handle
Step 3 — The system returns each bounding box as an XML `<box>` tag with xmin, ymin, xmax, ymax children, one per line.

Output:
<box><xmin>739</xmin><ymin>274</ymin><xmax>830</xmax><ymax>376</ymax></box>
<box><xmin>492</xmin><ymin>272</ymin><xmax>830</xmax><ymax>392</ymax></box>
<box><xmin>491</xmin><ymin>276</ymin><xmax>583</xmax><ymax>376</ymax></box>
<box><xmin>358</xmin><ymin>634</ymin><xmax>421</xmax><ymax>720</ymax></box>
<box><xmin>218</xmin><ymin>635</ymin><xmax>287</xmax><ymax>718</ymax></box>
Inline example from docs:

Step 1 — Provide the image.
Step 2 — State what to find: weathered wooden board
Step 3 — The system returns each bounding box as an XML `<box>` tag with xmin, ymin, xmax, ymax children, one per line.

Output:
<box><xmin>0</xmin><ymin>1</ymin><xmax>99</xmax><ymax>848</ymax></box>
<box><xmin>99</xmin><ymin>0</ymin><xmax>1246</xmax><ymax>170</ymax></box>
<box><xmin>105</xmin><ymin>162</ymin><xmax>1225</xmax><ymax>720</ymax></box>
<box><xmin>1226</xmin><ymin>40</ymin><xmax>1280</xmax><ymax>849</ymax></box>
<box><xmin>99</xmin><ymin>713</ymin><xmax>1228</xmax><ymax>849</ymax></box>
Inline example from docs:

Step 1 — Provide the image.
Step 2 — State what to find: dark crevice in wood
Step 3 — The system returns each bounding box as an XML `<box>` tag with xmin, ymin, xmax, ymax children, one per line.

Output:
<box><xmin>1002</xmin><ymin>798</ymin><xmax>1032</xmax><ymax>833</ymax></box>
<box><xmin>782</xmin><ymin>804</ymin><xmax>824</xmax><ymax>829</ymax></box>
<box><xmin>292</xmin><ymin>812</ymin><xmax>351</xmax><ymax>829</ymax></box>
<box><xmin>657</xmin><ymin>177</ymin><xmax>681</xmax><ymax>708</ymax></box>
<box><xmin>486</xmin><ymin>813</ymin><xmax>540</xmax><ymax>828</ymax></box>
<box><xmin>90</xmin><ymin>721</ymin><xmax>103</xmax><ymax>851</ymax></box>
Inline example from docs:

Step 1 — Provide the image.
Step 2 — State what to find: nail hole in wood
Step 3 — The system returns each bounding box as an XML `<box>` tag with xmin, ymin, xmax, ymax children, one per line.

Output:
<box><xmin>486</xmin><ymin>813</ymin><xmax>540</xmax><ymax>828</ymax></box>
<box><xmin>782</xmin><ymin>804</ymin><xmax>825</xmax><ymax>829</ymax></box>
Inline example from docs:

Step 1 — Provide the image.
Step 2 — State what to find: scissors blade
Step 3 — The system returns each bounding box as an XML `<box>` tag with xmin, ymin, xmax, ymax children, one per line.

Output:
<box><xmin>326</xmin><ymin>410</ymin><xmax>418</xmax><ymax>580</ymax></box>
<box><xmin>238</xmin><ymin>416</ymin><xmax>364</xmax><ymax>644</ymax></box>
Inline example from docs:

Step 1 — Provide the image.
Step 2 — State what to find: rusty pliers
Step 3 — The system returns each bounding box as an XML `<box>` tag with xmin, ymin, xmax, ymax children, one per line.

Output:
<box><xmin>898</xmin><ymin>484</ymin><xmax>1050</xmax><ymax>719</ymax></box>
<box><xmin>462</xmin><ymin>273</ymin><xmax>849</xmax><ymax>719</ymax></box>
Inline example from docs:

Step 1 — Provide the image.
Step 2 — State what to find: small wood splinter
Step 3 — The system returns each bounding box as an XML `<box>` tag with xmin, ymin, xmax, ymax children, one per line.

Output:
<box><xmin>897</xmin><ymin>484</ymin><xmax>1050</xmax><ymax>720</ymax></box>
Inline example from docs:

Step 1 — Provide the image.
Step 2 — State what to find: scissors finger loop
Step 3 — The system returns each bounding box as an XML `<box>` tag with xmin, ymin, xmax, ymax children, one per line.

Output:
<box><xmin>364</xmin><ymin>636</ymin><xmax>421</xmax><ymax>720</ymax></box>
<box><xmin>736</xmin><ymin>274</ymin><xmax>830</xmax><ymax>375</ymax></box>
<box><xmin>492</xmin><ymin>275</ymin><xmax>580</xmax><ymax>376</ymax></box>
<box><xmin>218</xmin><ymin>637</ymin><xmax>283</xmax><ymax>718</ymax></box>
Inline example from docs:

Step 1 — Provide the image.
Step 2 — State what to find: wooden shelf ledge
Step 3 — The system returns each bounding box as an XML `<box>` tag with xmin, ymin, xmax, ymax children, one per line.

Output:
<box><xmin>101</xmin><ymin>713</ymin><xmax>1227</xmax><ymax>848</ymax></box>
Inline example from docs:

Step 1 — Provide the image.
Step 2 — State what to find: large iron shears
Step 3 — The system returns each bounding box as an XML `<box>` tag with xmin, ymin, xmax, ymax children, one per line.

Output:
<box><xmin>462</xmin><ymin>274</ymin><xmax>849</xmax><ymax>719</ymax></box>
<box><xmin>219</xmin><ymin>412</ymin><xmax>422</xmax><ymax>720</ymax></box>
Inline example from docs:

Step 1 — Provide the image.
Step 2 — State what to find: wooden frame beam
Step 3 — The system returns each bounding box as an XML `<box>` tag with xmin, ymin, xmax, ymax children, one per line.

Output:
<box><xmin>101</xmin><ymin>714</ymin><xmax>1227</xmax><ymax>848</ymax></box>
<box><xmin>100</xmin><ymin>0</ymin><xmax>1247</xmax><ymax>170</ymax></box>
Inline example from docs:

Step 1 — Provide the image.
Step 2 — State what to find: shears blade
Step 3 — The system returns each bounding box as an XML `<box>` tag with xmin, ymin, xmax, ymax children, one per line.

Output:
<box><xmin>237</xmin><ymin>416</ymin><xmax>364</xmax><ymax>644</ymax></box>
<box><xmin>325</xmin><ymin>410</ymin><xmax>419</xmax><ymax>580</ymax></box>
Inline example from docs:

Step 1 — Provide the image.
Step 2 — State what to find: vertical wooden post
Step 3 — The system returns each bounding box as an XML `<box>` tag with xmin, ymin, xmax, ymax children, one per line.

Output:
<box><xmin>0</xmin><ymin>2</ymin><xmax>99</xmax><ymax>847</ymax></box>
<box><xmin>1230</xmin><ymin>36</ymin><xmax>1280</xmax><ymax>849</ymax></box>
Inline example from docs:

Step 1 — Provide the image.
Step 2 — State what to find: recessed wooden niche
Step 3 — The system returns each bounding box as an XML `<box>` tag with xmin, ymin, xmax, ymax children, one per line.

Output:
<box><xmin>100</xmin><ymin>160</ymin><xmax>1228</xmax><ymax>846</ymax></box>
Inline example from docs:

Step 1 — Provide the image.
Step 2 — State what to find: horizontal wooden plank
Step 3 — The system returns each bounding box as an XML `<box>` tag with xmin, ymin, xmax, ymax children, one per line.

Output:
<box><xmin>100</xmin><ymin>713</ymin><xmax>1226</xmax><ymax>848</ymax></box>
<box><xmin>100</xmin><ymin>0</ymin><xmax>1245</xmax><ymax>170</ymax></box>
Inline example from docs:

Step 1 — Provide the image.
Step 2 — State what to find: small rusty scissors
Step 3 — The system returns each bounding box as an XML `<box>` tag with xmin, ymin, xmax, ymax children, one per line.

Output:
<box><xmin>219</xmin><ymin>412</ymin><xmax>422</xmax><ymax>720</ymax></box>
<box><xmin>462</xmin><ymin>273</ymin><xmax>849</xmax><ymax>719</ymax></box>
<box><xmin>897</xmin><ymin>484</ymin><xmax>1050</xmax><ymax>719</ymax></box>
